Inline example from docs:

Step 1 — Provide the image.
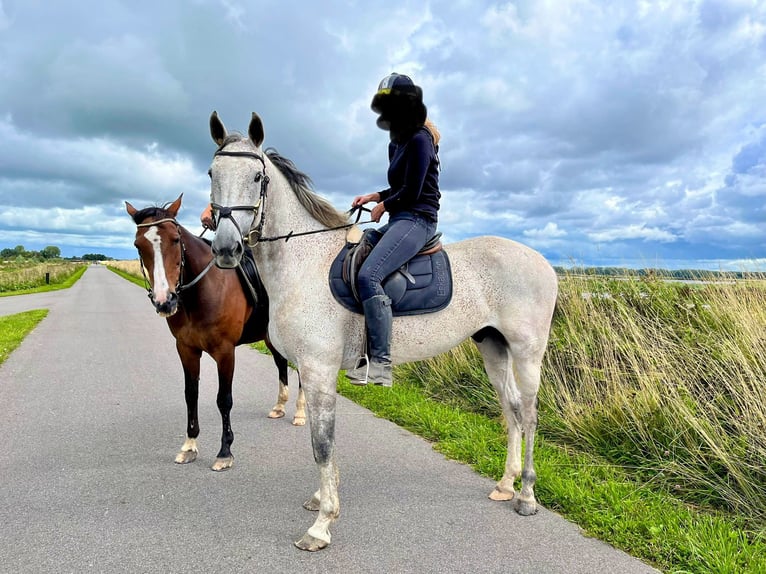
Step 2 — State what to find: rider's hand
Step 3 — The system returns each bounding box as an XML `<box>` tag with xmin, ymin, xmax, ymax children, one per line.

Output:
<box><xmin>351</xmin><ymin>192</ymin><xmax>381</xmax><ymax>208</ymax></box>
<box><xmin>370</xmin><ymin>202</ymin><xmax>386</xmax><ymax>223</ymax></box>
<box><xmin>200</xmin><ymin>204</ymin><xmax>216</xmax><ymax>231</ymax></box>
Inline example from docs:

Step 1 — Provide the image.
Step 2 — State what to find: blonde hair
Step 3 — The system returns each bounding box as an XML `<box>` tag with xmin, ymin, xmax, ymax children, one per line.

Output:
<box><xmin>424</xmin><ymin>119</ymin><xmax>441</xmax><ymax>146</ymax></box>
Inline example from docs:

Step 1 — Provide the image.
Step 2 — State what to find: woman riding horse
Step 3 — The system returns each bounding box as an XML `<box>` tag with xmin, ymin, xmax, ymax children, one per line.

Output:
<box><xmin>346</xmin><ymin>73</ymin><xmax>442</xmax><ymax>387</ymax></box>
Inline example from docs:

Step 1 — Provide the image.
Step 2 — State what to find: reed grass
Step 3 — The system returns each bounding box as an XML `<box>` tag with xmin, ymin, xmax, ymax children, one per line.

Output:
<box><xmin>396</xmin><ymin>272</ymin><xmax>766</xmax><ymax>527</ymax></box>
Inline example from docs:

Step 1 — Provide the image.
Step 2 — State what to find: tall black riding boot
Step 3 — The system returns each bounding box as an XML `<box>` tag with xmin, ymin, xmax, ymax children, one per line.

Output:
<box><xmin>363</xmin><ymin>294</ymin><xmax>393</xmax><ymax>386</ymax></box>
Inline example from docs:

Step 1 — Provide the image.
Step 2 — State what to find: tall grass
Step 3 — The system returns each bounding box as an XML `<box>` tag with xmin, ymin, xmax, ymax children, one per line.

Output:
<box><xmin>0</xmin><ymin>261</ymin><xmax>87</xmax><ymax>293</ymax></box>
<box><xmin>396</xmin><ymin>273</ymin><xmax>766</xmax><ymax>527</ymax></box>
<box><xmin>105</xmin><ymin>259</ymin><xmax>142</xmax><ymax>278</ymax></box>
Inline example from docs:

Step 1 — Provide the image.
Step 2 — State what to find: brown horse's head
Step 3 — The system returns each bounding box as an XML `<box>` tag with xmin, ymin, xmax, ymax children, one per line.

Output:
<box><xmin>125</xmin><ymin>194</ymin><xmax>184</xmax><ymax>317</ymax></box>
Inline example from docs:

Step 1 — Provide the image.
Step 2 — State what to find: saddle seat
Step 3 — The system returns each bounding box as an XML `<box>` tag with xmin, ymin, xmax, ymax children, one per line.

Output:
<box><xmin>328</xmin><ymin>228</ymin><xmax>453</xmax><ymax>317</ymax></box>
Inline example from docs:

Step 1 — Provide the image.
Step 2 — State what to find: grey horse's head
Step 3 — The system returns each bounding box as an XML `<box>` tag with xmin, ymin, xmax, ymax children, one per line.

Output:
<box><xmin>208</xmin><ymin>111</ymin><xmax>266</xmax><ymax>269</ymax></box>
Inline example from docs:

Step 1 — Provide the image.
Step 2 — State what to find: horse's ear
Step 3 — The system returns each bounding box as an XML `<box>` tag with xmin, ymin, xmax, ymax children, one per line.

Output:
<box><xmin>210</xmin><ymin>111</ymin><xmax>227</xmax><ymax>146</ymax></box>
<box><xmin>167</xmin><ymin>194</ymin><xmax>183</xmax><ymax>218</ymax></box>
<box><xmin>125</xmin><ymin>201</ymin><xmax>138</xmax><ymax>218</ymax></box>
<box><xmin>248</xmin><ymin>112</ymin><xmax>264</xmax><ymax>147</ymax></box>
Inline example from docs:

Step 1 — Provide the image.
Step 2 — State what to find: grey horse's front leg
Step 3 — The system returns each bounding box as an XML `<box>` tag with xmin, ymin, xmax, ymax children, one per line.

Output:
<box><xmin>294</xmin><ymin>372</ymin><xmax>340</xmax><ymax>551</ymax></box>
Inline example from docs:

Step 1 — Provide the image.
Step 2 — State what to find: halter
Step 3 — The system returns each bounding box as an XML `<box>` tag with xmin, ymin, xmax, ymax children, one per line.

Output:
<box><xmin>135</xmin><ymin>218</ymin><xmax>215</xmax><ymax>303</ymax></box>
<box><xmin>211</xmin><ymin>148</ymin><xmax>372</xmax><ymax>246</ymax></box>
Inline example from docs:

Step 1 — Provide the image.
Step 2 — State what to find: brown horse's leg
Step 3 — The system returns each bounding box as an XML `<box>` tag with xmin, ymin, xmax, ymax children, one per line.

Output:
<box><xmin>211</xmin><ymin>348</ymin><xmax>235</xmax><ymax>471</ymax></box>
<box><xmin>293</xmin><ymin>372</ymin><xmax>306</xmax><ymax>426</ymax></box>
<box><xmin>175</xmin><ymin>344</ymin><xmax>202</xmax><ymax>464</ymax></box>
<box><xmin>267</xmin><ymin>346</ymin><xmax>289</xmax><ymax>419</ymax></box>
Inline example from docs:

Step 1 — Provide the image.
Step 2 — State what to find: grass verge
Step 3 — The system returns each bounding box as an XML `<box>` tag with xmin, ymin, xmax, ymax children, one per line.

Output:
<box><xmin>337</xmin><ymin>376</ymin><xmax>765</xmax><ymax>574</ymax></box>
<box><xmin>0</xmin><ymin>309</ymin><xmax>49</xmax><ymax>365</ymax></box>
<box><xmin>108</xmin><ymin>265</ymin><xmax>145</xmax><ymax>288</ymax></box>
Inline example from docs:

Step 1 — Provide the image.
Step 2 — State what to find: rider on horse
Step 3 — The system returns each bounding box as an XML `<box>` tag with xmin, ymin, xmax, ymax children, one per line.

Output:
<box><xmin>346</xmin><ymin>73</ymin><xmax>442</xmax><ymax>386</ymax></box>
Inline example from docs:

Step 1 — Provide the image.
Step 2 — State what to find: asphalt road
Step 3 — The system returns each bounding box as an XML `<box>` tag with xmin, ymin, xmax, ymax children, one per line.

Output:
<box><xmin>0</xmin><ymin>266</ymin><xmax>659</xmax><ymax>574</ymax></box>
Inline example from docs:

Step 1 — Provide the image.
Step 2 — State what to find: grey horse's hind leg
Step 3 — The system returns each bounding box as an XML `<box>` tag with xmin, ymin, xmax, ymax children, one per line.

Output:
<box><xmin>474</xmin><ymin>330</ymin><xmax>521</xmax><ymax>502</ymax></box>
<box><xmin>510</xmin><ymin>356</ymin><xmax>542</xmax><ymax>515</ymax></box>
<box><xmin>474</xmin><ymin>327</ymin><xmax>542</xmax><ymax>514</ymax></box>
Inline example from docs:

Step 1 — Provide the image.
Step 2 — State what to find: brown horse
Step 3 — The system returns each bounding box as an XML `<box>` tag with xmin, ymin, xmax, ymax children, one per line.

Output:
<box><xmin>126</xmin><ymin>194</ymin><xmax>305</xmax><ymax>471</ymax></box>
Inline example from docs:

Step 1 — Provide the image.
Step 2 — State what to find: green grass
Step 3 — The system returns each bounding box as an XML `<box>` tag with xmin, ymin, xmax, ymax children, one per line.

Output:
<box><xmin>0</xmin><ymin>309</ymin><xmax>49</xmax><ymax>365</ymax></box>
<box><xmin>338</xmin><ymin>376</ymin><xmax>766</xmax><ymax>574</ymax></box>
<box><xmin>107</xmin><ymin>265</ymin><xmax>145</xmax><ymax>288</ymax></box>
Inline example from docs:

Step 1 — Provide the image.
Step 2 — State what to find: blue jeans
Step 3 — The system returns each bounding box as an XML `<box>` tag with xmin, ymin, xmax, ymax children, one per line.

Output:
<box><xmin>357</xmin><ymin>212</ymin><xmax>437</xmax><ymax>302</ymax></box>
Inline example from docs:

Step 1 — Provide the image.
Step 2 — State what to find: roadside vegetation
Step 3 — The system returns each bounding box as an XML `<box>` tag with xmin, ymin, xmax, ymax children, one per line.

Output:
<box><xmin>0</xmin><ymin>261</ymin><xmax>87</xmax><ymax>296</ymax></box>
<box><xmin>0</xmin><ymin>310</ymin><xmax>48</xmax><ymax>365</ymax></box>
<box><xmin>339</xmin><ymin>272</ymin><xmax>766</xmax><ymax>573</ymax></box>
<box><xmin>105</xmin><ymin>260</ymin><xmax>144</xmax><ymax>287</ymax></box>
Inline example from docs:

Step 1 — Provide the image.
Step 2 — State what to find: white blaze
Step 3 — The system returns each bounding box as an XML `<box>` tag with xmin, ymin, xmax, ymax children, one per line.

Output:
<box><xmin>144</xmin><ymin>226</ymin><xmax>171</xmax><ymax>303</ymax></box>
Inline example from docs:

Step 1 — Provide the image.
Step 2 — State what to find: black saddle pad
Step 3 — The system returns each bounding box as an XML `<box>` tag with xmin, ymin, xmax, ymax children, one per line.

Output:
<box><xmin>328</xmin><ymin>242</ymin><xmax>452</xmax><ymax>316</ymax></box>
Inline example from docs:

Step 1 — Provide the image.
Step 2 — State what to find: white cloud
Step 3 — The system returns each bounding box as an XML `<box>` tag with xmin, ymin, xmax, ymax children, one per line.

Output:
<box><xmin>0</xmin><ymin>0</ymin><xmax>764</xmax><ymax>267</ymax></box>
<box><xmin>589</xmin><ymin>225</ymin><xmax>678</xmax><ymax>243</ymax></box>
<box><xmin>524</xmin><ymin>222</ymin><xmax>567</xmax><ymax>239</ymax></box>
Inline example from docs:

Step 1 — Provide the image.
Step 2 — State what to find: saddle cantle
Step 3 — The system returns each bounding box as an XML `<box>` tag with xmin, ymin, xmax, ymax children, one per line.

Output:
<box><xmin>329</xmin><ymin>228</ymin><xmax>453</xmax><ymax>316</ymax></box>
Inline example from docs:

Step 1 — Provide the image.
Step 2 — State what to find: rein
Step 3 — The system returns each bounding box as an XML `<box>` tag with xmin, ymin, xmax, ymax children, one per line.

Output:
<box><xmin>211</xmin><ymin>148</ymin><xmax>373</xmax><ymax>246</ymax></box>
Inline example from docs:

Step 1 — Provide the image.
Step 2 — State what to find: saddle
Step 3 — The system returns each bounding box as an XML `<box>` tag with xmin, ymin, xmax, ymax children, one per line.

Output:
<box><xmin>328</xmin><ymin>228</ymin><xmax>453</xmax><ymax>316</ymax></box>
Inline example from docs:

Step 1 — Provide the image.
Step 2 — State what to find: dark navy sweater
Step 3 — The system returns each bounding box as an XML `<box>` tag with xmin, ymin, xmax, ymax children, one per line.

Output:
<box><xmin>379</xmin><ymin>126</ymin><xmax>440</xmax><ymax>222</ymax></box>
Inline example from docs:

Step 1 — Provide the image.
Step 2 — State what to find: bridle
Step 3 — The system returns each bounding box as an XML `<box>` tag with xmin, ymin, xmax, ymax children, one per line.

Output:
<box><xmin>210</xmin><ymin>149</ymin><xmax>270</xmax><ymax>247</ymax></box>
<box><xmin>135</xmin><ymin>217</ymin><xmax>215</xmax><ymax>304</ymax></box>
<box><xmin>210</xmin><ymin>148</ymin><xmax>371</xmax><ymax>247</ymax></box>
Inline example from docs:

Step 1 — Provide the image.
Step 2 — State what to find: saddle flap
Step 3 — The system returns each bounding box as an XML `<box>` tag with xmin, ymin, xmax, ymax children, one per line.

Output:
<box><xmin>329</xmin><ymin>238</ymin><xmax>453</xmax><ymax>317</ymax></box>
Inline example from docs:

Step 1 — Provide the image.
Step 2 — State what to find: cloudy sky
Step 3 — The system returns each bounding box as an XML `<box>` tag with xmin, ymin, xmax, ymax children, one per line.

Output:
<box><xmin>1</xmin><ymin>0</ymin><xmax>765</xmax><ymax>270</ymax></box>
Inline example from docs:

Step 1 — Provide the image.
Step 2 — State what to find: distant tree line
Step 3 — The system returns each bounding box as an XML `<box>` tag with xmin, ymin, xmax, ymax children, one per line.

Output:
<box><xmin>555</xmin><ymin>266</ymin><xmax>766</xmax><ymax>281</ymax></box>
<box><xmin>0</xmin><ymin>245</ymin><xmax>113</xmax><ymax>262</ymax></box>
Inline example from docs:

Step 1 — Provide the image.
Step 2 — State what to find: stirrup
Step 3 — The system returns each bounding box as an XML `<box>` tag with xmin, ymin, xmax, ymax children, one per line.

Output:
<box><xmin>345</xmin><ymin>354</ymin><xmax>369</xmax><ymax>385</ymax></box>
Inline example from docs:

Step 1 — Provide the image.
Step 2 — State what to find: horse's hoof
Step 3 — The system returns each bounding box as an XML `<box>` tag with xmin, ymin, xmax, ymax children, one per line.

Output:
<box><xmin>514</xmin><ymin>497</ymin><xmax>538</xmax><ymax>516</ymax></box>
<box><xmin>294</xmin><ymin>533</ymin><xmax>329</xmax><ymax>552</ymax></box>
<box><xmin>303</xmin><ymin>496</ymin><xmax>320</xmax><ymax>512</ymax></box>
<box><xmin>268</xmin><ymin>409</ymin><xmax>286</xmax><ymax>419</ymax></box>
<box><xmin>489</xmin><ymin>487</ymin><xmax>514</xmax><ymax>501</ymax></box>
<box><xmin>175</xmin><ymin>450</ymin><xmax>197</xmax><ymax>464</ymax></box>
<box><xmin>292</xmin><ymin>416</ymin><xmax>306</xmax><ymax>426</ymax></box>
<box><xmin>211</xmin><ymin>457</ymin><xmax>234</xmax><ymax>472</ymax></box>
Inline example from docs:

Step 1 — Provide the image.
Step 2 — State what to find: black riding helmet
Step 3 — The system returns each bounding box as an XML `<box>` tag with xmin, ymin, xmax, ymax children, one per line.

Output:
<box><xmin>371</xmin><ymin>73</ymin><xmax>427</xmax><ymax>131</ymax></box>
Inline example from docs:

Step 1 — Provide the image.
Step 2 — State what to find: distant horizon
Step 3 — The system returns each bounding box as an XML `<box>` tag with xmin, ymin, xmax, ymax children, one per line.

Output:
<box><xmin>3</xmin><ymin>238</ymin><xmax>764</xmax><ymax>274</ymax></box>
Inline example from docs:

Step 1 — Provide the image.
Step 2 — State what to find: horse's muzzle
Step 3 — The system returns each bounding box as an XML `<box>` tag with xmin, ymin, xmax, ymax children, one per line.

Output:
<box><xmin>153</xmin><ymin>292</ymin><xmax>179</xmax><ymax>317</ymax></box>
<box><xmin>212</xmin><ymin>242</ymin><xmax>244</xmax><ymax>269</ymax></box>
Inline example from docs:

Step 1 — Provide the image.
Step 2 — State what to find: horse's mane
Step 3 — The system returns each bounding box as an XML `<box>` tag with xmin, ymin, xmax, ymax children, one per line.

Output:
<box><xmin>265</xmin><ymin>147</ymin><xmax>349</xmax><ymax>229</ymax></box>
<box><xmin>216</xmin><ymin>133</ymin><xmax>349</xmax><ymax>229</ymax></box>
